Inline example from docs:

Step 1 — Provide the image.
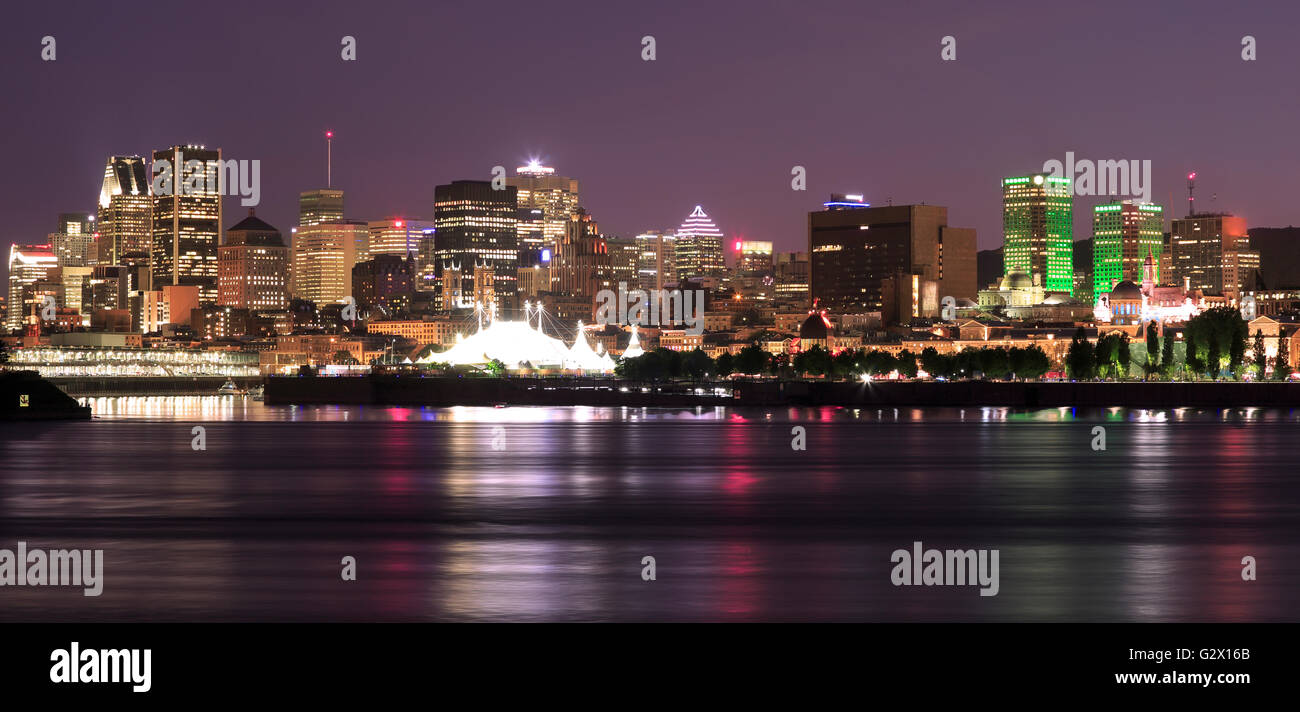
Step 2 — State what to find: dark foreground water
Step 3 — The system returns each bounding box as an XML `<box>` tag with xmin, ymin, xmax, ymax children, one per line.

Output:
<box><xmin>1</xmin><ymin>397</ymin><xmax>1296</xmax><ymax>622</ymax></box>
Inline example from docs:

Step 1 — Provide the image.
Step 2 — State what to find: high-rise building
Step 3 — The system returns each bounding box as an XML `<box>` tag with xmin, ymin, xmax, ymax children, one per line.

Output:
<box><xmin>6</xmin><ymin>244</ymin><xmax>58</xmax><ymax>331</ymax></box>
<box><xmin>1092</xmin><ymin>201</ymin><xmax>1164</xmax><ymax>297</ymax></box>
<box><xmin>808</xmin><ymin>196</ymin><xmax>977</xmax><ymax>317</ymax></box>
<box><xmin>50</xmin><ymin>213</ymin><xmax>95</xmax><ymax>267</ymax></box>
<box><xmin>299</xmin><ymin>189</ymin><xmax>344</xmax><ymax>227</ymax></box>
<box><xmin>1171</xmin><ymin>213</ymin><xmax>1255</xmax><ymax>298</ymax></box>
<box><xmin>291</xmin><ymin>221</ymin><xmax>369</xmax><ymax>305</ymax></box>
<box><xmin>352</xmin><ymin>254</ymin><xmax>414</xmax><ymax>319</ymax></box>
<box><xmin>736</xmin><ymin>240</ymin><xmax>774</xmax><ymax>274</ymax></box>
<box><xmin>673</xmin><ymin>206</ymin><xmax>726</xmax><ymax>281</ymax></box>
<box><xmin>367</xmin><ymin>218</ymin><xmax>434</xmax><ymax>259</ymax></box>
<box><xmin>432</xmin><ymin>180</ymin><xmax>518</xmax><ymax>312</ymax></box>
<box><xmin>635</xmin><ymin>230</ymin><xmax>676</xmax><ymax>291</ymax></box>
<box><xmin>606</xmin><ymin>235</ymin><xmax>639</xmax><ymax>288</ymax></box>
<box><xmin>774</xmin><ymin>251</ymin><xmax>810</xmax><ymax>304</ymax></box>
<box><xmin>218</xmin><ymin>209</ymin><xmax>289</xmax><ymax>311</ymax></box>
<box><xmin>507</xmin><ymin>162</ymin><xmax>578</xmax><ymax>256</ymax></box>
<box><xmin>151</xmin><ymin>145</ymin><xmax>222</xmax><ymax>304</ymax></box>
<box><xmin>1002</xmin><ymin>173</ymin><xmax>1073</xmax><ymax>294</ymax></box>
<box><xmin>552</xmin><ymin>208</ymin><xmax>611</xmax><ymax>301</ymax></box>
<box><xmin>97</xmin><ymin>156</ymin><xmax>152</xmax><ymax>267</ymax></box>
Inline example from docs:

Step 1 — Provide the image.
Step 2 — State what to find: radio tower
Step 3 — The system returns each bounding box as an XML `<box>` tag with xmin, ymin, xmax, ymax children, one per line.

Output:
<box><xmin>325</xmin><ymin>130</ymin><xmax>334</xmax><ymax>187</ymax></box>
<box><xmin>1186</xmin><ymin>171</ymin><xmax>1196</xmax><ymax>217</ymax></box>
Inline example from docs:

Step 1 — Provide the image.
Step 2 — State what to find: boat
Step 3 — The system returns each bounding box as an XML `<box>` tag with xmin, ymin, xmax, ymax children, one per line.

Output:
<box><xmin>217</xmin><ymin>380</ymin><xmax>244</xmax><ymax>396</ymax></box>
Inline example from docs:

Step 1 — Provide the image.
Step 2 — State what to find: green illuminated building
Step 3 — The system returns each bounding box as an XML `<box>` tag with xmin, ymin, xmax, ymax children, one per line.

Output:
<box><xmin>1001</xmin><ymin>173</ymin><xmax>1073</xmax><ymax>294</ymax></box>
<box><xmin>1092</xmin><ymin>200</ymin><xmax>1164</xmax><ymax>297</ymax></box>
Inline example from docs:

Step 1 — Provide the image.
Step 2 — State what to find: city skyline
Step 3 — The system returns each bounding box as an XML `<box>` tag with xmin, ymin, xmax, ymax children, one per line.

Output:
<box><xmin>4</xmin><ymin>0</ymin><xmax>1299</xmax><ymax>266</ymax></box>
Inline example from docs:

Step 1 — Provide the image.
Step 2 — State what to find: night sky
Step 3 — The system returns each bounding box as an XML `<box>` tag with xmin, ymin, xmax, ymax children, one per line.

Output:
<box><xmin>4</xmin><ymin>0</ymin><xmax>1298</xmax><ymax>269</ymax></box>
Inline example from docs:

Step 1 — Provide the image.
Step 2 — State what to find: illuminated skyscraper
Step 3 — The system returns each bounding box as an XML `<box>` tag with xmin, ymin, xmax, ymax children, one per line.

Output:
<box><xmin>1092</xmin><ymin>200</ymin><xmax>1164</xmax><ymax>296</ymax></box>
<box><xmin>291</xmin><ymin>221</ymin><xmax>368</xmax><ymax>305</ymax></box>
<box><xmin>1002</xmin><ymin>173</ymin><xmax>1073</xmax><ymax>294</ymax></box>
<box><xmin>299</xmin><ymin>189</ymin><xmax>345</xmax><ymax>227</ymax></box>
<box><xmin>736</xmin><ymin>240</ymin><xmax>774</xmax><ymax>274</ymax></box>
<box><xmin>367</xmin><ymin>218</ymin><xmax>435</xmax><ymax>259</ymax></box>
<box><xmin>50</xmin><ymin>213</ymin><xmax>95</xmax><ymax>267</ymax></box>
<box><xmin>635</xmin><ymin>230</ymin><xmax>676</xmax><ymax>291</ymax></box>
<box><xmin>218</xmin><ymin>209</ymin><xmax>289</xmax><ymax>310</ymax></box>
<box><xmin>432</xmin><ymin>180</ymin><xmax>518</xmax><ymax>312</ymax></box>
<box><xmin>507</xmin><ymin>162</ymin><xmax>578</xmax><ymax>255</ymax></box>
<box><xmin>6</xmin><ymin>244</ymin><xmax>58</xmax><ymax>331</ymax></box>
<box><xmin>809</xmin><ymin>196</ymin><xmax>977</xmax><ymax>317</ymax></box>
<box><xmin>1171</xmin><ymin>213</ymin><xmax>1256</xmax><ymax>298</ymax></box>
<box><xmin>97</xmin><ymin>156</ymin><xmax>152</xmax><ymax>267</ymax></box>
<box><xmin>151</xmin><ymin>145</ymin><xmax>222</xmax><ymax>304</ymax></box>
<box><xmin>552</xmin><ymin>208</ymin><xmax>610</xmax><ymax>300</ymax></box>
<box><xmin>674</xmin><ymin>205</ymin><xmax>726</xmax><ymax>280</ymax></box>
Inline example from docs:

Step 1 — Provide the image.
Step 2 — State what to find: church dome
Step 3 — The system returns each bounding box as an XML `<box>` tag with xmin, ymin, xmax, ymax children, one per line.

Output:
<box><xmin>1110</xmin><ymin>280</ymin><xmax>1142</xmax><ymax>300</ymax></box>
<box><xmin>1000</xmin><ymin>272</ymin><xmax>1033</xmax><ymax>290</ymax></box>
<box><xmin>799</xmin><ymin>312</ymin><xmax>831</xmax><ymax>340</ymax></box>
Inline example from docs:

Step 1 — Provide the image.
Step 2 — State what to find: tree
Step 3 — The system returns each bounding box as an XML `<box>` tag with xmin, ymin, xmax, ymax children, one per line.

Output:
<box><xmin>734</xmin><ymin>343</ymin><xmax>770</xmax><ymax>376</ymax></box>
<box><xmin>1160</xmin><ymin>329</ymin><xmax>1175</xmax><ymax>379</ymax></box>
<box><xmin>1066</xmin><ymin>327</ymin><xmax>1094</xmax><ymax>380</ymax></box>
<box><xmin>683</xmin><ymin>348</ymin><xmax>713</xmax><ymax>380</ymax></box>
<box><xmin>1253</xmin><ymin>330</ymin><xmax>1267</xmax><ymax>379</ymax></box>
<box><xmin>793</xmin><ymin>345</ymin><xmax>832</xmax><ymax>378</ymax></box>
<box><xmin>978</xmin><ymin>347</ymin><xmax>1011</xmax><ymax>380</ymax></box>
<box><xmin>1277</xmin><ymin>332</ymin><xmax>1291</xmax><ymax>380</ymax></box>
<box><xmin>1206</xmin><ymin>339</ymin><xmax>1221</xmax><ymax>380</ymax></box>
<box><xmin>862</xmin><ymin>350</ymin><xmax>897</xmax><ymax>377</ymax></box>
<box><xmin>1010</xmin><ymin>345</ymin><xmax>1049</xmax><ymax>380</ymax></box>
<box><xmin>1117</xmin><ymin>335</ymin><xmax>1131</xmax><ymax>379</ymax></box>
<box><xmin>332</xmin><ymin>349</ymin><xmax>359</xmax><ymax>365</ymax></box>
<box><xmin>830</xmin><ymin>349</ymin><xmax>859</xmax><ymax>379</ymax></box>
<box><xmin>1145</xmin><ymin>322</ymin><xmax>1159</xmax><ymax>378</ymax></box>
<box><xmin>920</xmin><ymin>346</ymin><xmax>948</xmax><ymax>379</ymax></box>
<box><xmin>1186</xmin><ymin>306</ymin><xmax>1247</xmax><ymax>381</ymax></box>
<box><xmin>894</xmin><ymin>350</ymin><xmax>919</xmax><ymax>379</ymax></box>
<box><xmin>715</xmin><ymin>352</ymin><xmax>734</xmax><ymax>377</ymax></box>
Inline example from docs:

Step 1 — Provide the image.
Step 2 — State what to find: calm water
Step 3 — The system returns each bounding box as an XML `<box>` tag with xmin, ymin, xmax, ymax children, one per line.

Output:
<box><xmin>0</xmin><ymin>397</ymin><xmax>1296</xmax><ymax>622</ymax></box>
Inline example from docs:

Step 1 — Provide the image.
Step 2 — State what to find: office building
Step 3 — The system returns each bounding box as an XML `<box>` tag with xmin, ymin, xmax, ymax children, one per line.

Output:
<box><xmin>432</xmin><ymin>180</ymin><xmax>518</xmax><ymax>312</ymax></box>
<box><xmin>218</xmin><ymin>209</ymin><xmax>289</xmax><ymax>311</ymax></box>
<box><xmin>674</xmin><ymin>205</ymin><xmax>726</xmax><ymax>280</ymax></box>
<box><xmin>151</xmin><ymin>144</ymin><xmax>222</xmax><ymax>304</ymax></box>
<box><xmin>1092</xmin><ymin>201</ymin><xmax>1164</xmax><ymax>297</ymax></box>
<box><xmin>97</xmin><ymin>156</ymin><xmax>153</xmax><ymax>268</ymax></box>
<box><xmin>1002</xmin><ymin>173</ymin><xmax>1073</xmax><ymax>293</ymax></box>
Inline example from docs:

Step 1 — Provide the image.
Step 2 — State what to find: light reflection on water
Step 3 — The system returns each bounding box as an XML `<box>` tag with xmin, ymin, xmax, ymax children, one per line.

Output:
<box><xmin>0</xmin><ymin>397</ymin><xmax>1294</xmax><ymax>622</ymax></box>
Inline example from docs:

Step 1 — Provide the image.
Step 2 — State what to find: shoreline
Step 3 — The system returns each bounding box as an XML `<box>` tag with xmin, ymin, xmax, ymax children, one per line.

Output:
<box><xmin>262</xmin><ymin>375</ymin><xmax>1300</xmax><ymax>409</ymax></box>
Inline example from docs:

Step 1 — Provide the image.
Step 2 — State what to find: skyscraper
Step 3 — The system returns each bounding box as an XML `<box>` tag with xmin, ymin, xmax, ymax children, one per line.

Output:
<box><xmin>50</xmin><ymin>213</ymin><xmax>95</xmax><ymax>267</ymax></box>
<box><xmin>151</xmin><ymin>145</ymin><xmax>222</xmax><ymax>304</ymax></box>
<box><xmin>1170</xmin><ymin>213</ymin><xmax>1255</xmax><ymax>298</ymax></box>
<box><xmin>635</xmin><ymin>230</ymin><xmax>676</xmax><ymax>292</ymax></box>
<box><xmin>1092</xmin><ymin>200</ymin><xmax>1164</xmax><ymax>297</ymax></box>
<box><xmin>367</xmin><ymin>218</ymin><xmax>435</xmax><ymax>259</ymax></box>
<box><xmin>1002</xmin><ymin>173</ymin><xmax>1073</xmax><ymax>294</ymax></box>
<box><xmin>736</xmin><ymin>241</ymin><xmax>774</xmax><ymax>274</ymax></box>
<box><xmin>507</xmin><ymin>162</ymin><xmax>578</xmax><ymax>255</ymax></box>
<box><xmin>808</xmin><ymin>197</ymin><xmax>977</xmax><ymax>317</ymax></box>
<box><xmin>299</xmin><ymin>189</ymin><xmax>345</xmax><ymax>227</ymax></box>
<box><xmin>432</xmin><ymin>180</ymin><xmax>518</xmax><ymax>312</ymax></box>
<box><xmin>291</xmin><ymin>221</ymin><xmax>369</xmax><ymax>305</ymax></box>
<box><xmin>218</xmin><ymin>209</ymin><xmax>289</xmax><ymax>310</ymax></box>
<box><xmin>673</xmin><ymin>205</ymin><xmax>726</xmax><ymax>281</ymax></box>
<box><xmin>552</xmin><ymin>208</ymin><xmax>611</xmax><ymax>299</ymax></box>
<box><xmin>6</xmin><ymin>244</ymin><xmax>58</xmax><ymax>331</ymax></box>
<box><xmin>97</xmin><ymin>156</ymin><xmax>152</xmax><ymax>267</ymax></box>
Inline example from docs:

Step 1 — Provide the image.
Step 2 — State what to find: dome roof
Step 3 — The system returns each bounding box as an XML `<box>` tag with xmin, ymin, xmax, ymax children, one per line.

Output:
<box><xmin>1110</xmin><ymin>280</ymin><xmax>1142</xmax><ymax>300</ymax></box>
<box><xmin>799</xmin><ymin>312</ymin><xmax>831</xmax><ymax>340</ymax></box>
<box><xmin>1000</xmin><ymin>272</ymin><xmax>1033</xmax><ymax>290</ymax></box>
<box><xmin>1041</xmin><ymin>294</ymin><xmax>1076</xmax><ymax>305</ymax></box>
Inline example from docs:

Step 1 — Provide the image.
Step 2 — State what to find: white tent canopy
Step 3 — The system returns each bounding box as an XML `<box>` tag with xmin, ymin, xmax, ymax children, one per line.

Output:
<box><xmin>415</xmin><ymin>302</ymin><xmax>615</xmax><ymax>372</ymax></box>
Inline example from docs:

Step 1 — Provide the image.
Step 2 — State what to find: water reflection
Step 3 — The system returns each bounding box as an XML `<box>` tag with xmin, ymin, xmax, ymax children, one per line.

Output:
<box><xmin>2</xmin><ymin>399</ymin><xmax>1296</xmax><ymax>622</ymax></box>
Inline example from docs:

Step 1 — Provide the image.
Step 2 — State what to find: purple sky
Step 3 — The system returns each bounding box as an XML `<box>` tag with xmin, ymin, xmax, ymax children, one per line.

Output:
<box><xmin>4</xmin><ymin>0</ymin><xmax>1299</xmax><ymax>270</ymax></box>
